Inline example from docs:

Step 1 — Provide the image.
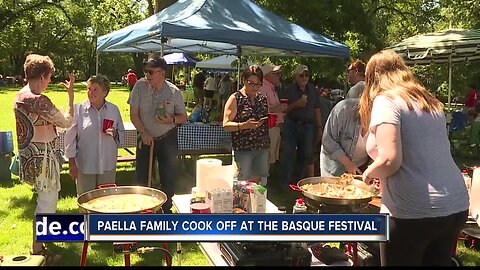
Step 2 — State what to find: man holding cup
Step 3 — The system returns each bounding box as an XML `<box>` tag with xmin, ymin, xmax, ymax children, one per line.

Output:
<box><xmin>128</xmin><ymin>55</ymin><xmax>188</xmax><ymax>213</ymax></box>
<box><xmin>259</xmin><ymin>63</ymin><xmax>286</xmax><ymax>175</ymax></box>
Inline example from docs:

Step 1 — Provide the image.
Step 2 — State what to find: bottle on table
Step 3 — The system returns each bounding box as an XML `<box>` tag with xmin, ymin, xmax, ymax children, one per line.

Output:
<box><xmin>293</xmin><ymin>198</ymin><xmax>307</xmax><ymax>214</ymax></box>
<box><xmin>190</xmin><ymin>193</ymin><xmax>206</xmax><ymax>205</ymax></box>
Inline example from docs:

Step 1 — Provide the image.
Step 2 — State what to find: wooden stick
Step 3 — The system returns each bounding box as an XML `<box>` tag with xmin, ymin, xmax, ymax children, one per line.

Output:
<box><xmin>147</xmin><ymin>142</ymin><xmax>154</xmax><ymax>188</ymax></box>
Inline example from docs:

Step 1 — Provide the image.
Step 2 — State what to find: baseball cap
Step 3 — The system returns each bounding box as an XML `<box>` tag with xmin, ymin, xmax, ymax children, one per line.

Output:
<box><xmin>294</xmin><ymin>65</ymin><xmax>309</xmax><ymax>75</ymax></box>
<box><xmin>261</xmin><ymin>63</ymin><xmax>282</xmax><ymax>75</ymax></box>
<box><xmin>146</xmin><ymin>57</ymin><xmax>168</xmax><ymax>70</ymax></box>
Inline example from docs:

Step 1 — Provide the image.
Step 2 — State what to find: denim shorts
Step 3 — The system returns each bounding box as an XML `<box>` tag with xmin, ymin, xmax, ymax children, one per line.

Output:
<box><xmin>233</xmin><ymin>149</ymin><xmax>269</xmax><ymax>180</ymax></box>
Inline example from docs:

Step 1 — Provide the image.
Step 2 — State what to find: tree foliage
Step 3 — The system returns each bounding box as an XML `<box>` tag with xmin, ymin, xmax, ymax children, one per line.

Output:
<box><xmin>0</xmin><ymin>0</ymin><xmax>479</xmax><ymax>96</ymax></box>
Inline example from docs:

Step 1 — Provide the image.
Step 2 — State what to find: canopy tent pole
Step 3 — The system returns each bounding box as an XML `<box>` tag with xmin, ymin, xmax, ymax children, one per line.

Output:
<box><xmin>236</xmin><ymin>46</ymin><xmax>242</xmax><ymax>91</ymax></box>
<box><xmin>237</xmin><ymin>56</ymin><xmax>241</xmax><ymax>91</ymax></box>
<box><xmin>448</xmin><ymin>54</ymin><xmax>452</xmax><ymax>112</ymax></box>
<box><xmin>344</xmin><ymin>61</ymin><xmax>349</xmax><ymax>96</ymax></box>
<box><xmin>160</xmin><ymin>37</ymin><xmax>165</xmax><ymax>57</ymax></box>
<box><xmin>95</xmin><ymin>53</ymin><xmax>99</xmax><ymax>75</ymax></box>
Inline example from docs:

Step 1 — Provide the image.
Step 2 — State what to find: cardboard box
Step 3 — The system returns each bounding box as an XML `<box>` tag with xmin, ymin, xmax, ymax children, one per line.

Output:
<box><xmin>248</xmin><ymin>184</ymin><xmax>267</xmax><ymax>213</ymax></box>
<box><xmin>206</xmin><ymin>188</ymin><xmax>223</xmax><ymax>213</ymax></box>
<box><xmin>221</xmin><ymin>188</ymin><xmax>233</xmax><ymax>213</ymax></box>
<box><xmin>233</xmin><ymin>181</ymin><xmax>250</xmax><ymax>212</ymax></box>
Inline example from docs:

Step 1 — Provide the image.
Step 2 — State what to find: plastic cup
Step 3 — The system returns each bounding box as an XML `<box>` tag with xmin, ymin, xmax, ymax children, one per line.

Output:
<box><xmin>267</xmin><ymin>113</ymin><xmax>277</xmax><ymax>128</ymax></box>
<box><xmin>102</xmin><ymin>119</ymin><xmax>114</xmax><ymax>133</ymax></box>
<box><xmin>156</xmin><ymin>106</ymin><xmax>166</xmax><ymax>118</ymax></box>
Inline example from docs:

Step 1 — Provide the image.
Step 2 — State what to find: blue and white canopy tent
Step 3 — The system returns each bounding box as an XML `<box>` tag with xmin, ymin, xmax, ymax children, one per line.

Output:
<box><xmin>163</xmin><ymin>52</ymin><xmax>197</xmax><ymax>83</ymax></box>
<box><xmin>96</xmin><ymin>0</ymin><xmax>350</xmax><ymax>77</ymax></box>
<box><xmin>164</xmin><ymin>53</ymin><xmax>197</xmax><ymax>66</ymax></box>
<box><xmin>389</xmin><ymin>28</ymin><xmax>480</xmax><ymax>110</ymax></box>
<box><xmin>195</xmin><ymin>55</ymin><xmax>253</xmax><ymax>72</ymax></box>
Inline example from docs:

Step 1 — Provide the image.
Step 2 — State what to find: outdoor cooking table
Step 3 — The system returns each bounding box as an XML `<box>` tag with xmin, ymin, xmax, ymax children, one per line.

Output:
<box><xmin>171</xmin><ymin>194</ymin><xmax>353</xmax><ymax>266</ymax></box>
<box><xmin>171</xmin><ymin>194</ymin><xmax>280</xmax><ymax>266</ymax></box>
<box><xmin>56</xmin><ymin>122</ymin><xmax>232</xmax><ymax>167</ymax></box>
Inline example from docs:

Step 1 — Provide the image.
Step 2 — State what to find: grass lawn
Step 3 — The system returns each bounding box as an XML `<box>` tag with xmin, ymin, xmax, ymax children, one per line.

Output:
<box><xmin>0</xmin><ymin>84</ymin><xmax>211</xmax><ymax>266</ymax></box>
<box><xmin>1</xmin><ymin>84</ymin><xmax>480</xmax><ymax>266</ymax></box>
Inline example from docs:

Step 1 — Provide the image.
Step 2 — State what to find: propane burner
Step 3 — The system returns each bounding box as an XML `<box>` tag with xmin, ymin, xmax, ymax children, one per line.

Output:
<box><xmin>302</xmin><ymin>196</ymin><xmax>370</xmax><ymax>214</ymax></box>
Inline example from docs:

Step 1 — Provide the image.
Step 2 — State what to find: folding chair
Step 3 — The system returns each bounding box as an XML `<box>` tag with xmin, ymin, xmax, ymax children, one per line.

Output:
<box><xmin>469</xmin><ymin>122</ymin><xmax>480</xmax><ymax>158</ymax></box>
<box><xmin>450</xmin><ymin>111</ymin><xmax>468</xmax><ymax>133</ymax></box>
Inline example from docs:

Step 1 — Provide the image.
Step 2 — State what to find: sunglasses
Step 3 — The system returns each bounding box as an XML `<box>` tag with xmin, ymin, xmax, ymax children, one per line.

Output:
<box><xmin>299</xmin><ymin>73</ymin><xmax>309</xmax><ymax>78</ymax></box>
<box><xmin>246</xmin><ymin>80</ymin><xmax>263</xmax><ymax>88</ymax></box>
<box><xmin>144</xmin><ymin>69</ymin><xmax>162</xmax><ymax>75</ymax></box>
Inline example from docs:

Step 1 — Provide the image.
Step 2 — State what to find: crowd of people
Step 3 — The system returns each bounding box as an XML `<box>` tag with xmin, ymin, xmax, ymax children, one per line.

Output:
<box><xmin>13</xmin><ymin>50</ymin><xmax>469</xmax><ymax>266</ymax></box>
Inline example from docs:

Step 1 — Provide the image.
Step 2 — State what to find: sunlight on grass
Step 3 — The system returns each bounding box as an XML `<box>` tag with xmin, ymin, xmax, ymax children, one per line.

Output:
<box><xmin>0</xmin><ymin>174</ymin><xmax>209</xmax><ymax>266</ymax></box>
<box><xmin>0</xmin><ymin>84</ymin><xmax>207</xmax><ymax>265</ymax></box>
<box><xmin>0</xmin><ymin>84</ymin><xmax>195</xmax><ymax>152</ymax></box>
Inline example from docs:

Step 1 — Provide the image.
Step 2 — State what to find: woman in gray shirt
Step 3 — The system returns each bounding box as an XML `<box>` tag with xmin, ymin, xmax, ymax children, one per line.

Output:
<box><xmin>359</xmin><ymin>49</ymin><xmax>468</xmax><ymax>266</ymax></box>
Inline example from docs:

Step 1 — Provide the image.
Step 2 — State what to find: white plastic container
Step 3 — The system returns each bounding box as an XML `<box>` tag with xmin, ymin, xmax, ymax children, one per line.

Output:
<box><xmin>292</xmin><ymin>198</ymin><xmax>307</xmax><ymax>214</ymax></box>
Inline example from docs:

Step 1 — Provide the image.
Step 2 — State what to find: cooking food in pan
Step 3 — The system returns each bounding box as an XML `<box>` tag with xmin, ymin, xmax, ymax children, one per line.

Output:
<box><xmin>80</xmin><ymin>194</ymin><xmax>163</xmax><ymax>213</ymax></box>
<box><xmin>300</xmin><ymin>174</ymin><xmax>376</xmax><ymax>200</ymax></box>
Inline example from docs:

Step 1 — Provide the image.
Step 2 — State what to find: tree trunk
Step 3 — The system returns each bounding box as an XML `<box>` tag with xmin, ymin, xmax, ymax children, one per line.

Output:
<box><xmin>133</xmin><ymin>54</ymin><xmax>145</xmax><ymax>79</ymax></box>
<box><xmin>146</xmin><ymin>0</ymin><xmax>154</xmax><ymax>15</ymax></box>
<box><xmin>155</xmin><ymin>0</ymin><xmax>177</xmax><ymax>13</ymax></box>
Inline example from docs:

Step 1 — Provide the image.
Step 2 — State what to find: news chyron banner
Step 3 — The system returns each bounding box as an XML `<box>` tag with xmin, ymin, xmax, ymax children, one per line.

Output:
<box><xmin>36</xmin><ymin>214</ymin><xmax>389</xmax><ymax>242</ymax></box>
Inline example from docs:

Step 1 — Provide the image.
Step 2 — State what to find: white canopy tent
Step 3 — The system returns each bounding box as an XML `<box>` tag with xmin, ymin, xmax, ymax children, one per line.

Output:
<box><xmin>195</xmin><ymin>55</ymin><xmax>253</xmax><ymax>71</ymax></box>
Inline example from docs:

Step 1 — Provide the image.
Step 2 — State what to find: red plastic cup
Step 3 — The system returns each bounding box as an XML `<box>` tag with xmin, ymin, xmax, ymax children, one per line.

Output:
<box><xmin>102</xmin><ymin>119</ymin><xmax>114</xmax><ymax>133</ymax></box>
<box><xmin>190</xmin><ymin>203</ymin><xmax>211</xmax><ymax>214</ymax></box>
<box><xmin>280</xmin><ymin>99</ymin><xmax>288</xmax><ymax>105</ymax></box>
<box><xmin>267</xmin><ymin>113</ymin><xmax>277</xmax><ymax>128</ymax></box>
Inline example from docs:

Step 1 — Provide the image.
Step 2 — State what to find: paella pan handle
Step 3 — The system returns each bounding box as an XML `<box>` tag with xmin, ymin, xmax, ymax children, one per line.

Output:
<box><xmin>289</xmin><ymin>184</ymin><xmax>302</xmax><ymax>192</ymax></box>
<box><xmin>98</xmin><ymin>183</ymin><xmax>117</xmax><ymax>189</ymax></box>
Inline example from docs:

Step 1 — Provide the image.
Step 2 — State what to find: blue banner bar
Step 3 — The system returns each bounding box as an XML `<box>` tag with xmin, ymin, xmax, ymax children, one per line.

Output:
<box><xmin>35</xmin><ymin>214</ymin><xmax>86</xmax><ymax>242</ymax></box>
<box><xmin>35</xmin><ymin>214</ymin><xmax>389</xmax><ymax>242</ymax></box>
<box><xmin>88</xmin><ymin>214</ymin><xmax>389</xmax><ymax>242</ymax></box>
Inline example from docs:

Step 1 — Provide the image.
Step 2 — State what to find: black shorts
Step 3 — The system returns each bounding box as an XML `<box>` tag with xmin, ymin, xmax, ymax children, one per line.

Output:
<box><xmin>204</xmin><ymin>89</ymin><xmax>215</xmax><ymax>98</ymax></box>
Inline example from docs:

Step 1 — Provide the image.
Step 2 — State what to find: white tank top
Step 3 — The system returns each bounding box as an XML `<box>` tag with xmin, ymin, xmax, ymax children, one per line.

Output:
<box><xmin>351</xmin><ymin>131</ymin><xmax>369</xmax><ymax>167</ymax></box>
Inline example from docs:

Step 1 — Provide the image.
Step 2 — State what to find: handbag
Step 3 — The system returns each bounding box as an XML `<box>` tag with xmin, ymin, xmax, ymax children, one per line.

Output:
<box><xmin>9</xmin><ymin>153</ymin><xmax>19</xmax><ymax>176</ymax></box>
<box><xmin>29</xmin><ymin>125</ymin><xmax>61</xmax><ymax>191</ymax></box>
<box><xmin>36</xmin><ymin>141</ymin><xmax>60</xmax><ymax>192</ymax></box>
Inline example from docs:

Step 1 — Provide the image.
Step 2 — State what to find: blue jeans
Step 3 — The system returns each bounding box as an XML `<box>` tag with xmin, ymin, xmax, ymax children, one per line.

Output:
<box><xmin>136</xmin><ymin>130</ymin><xmax>178</xmax><ymax>213</ymax></box>
<box><xmin>280</xmin><ymin>119</ymin><xmax>315</xmax><ymax>186</ymax></box>
<box><xmin>233</xmin><ymin>149</ymin><xmax>269</xmax><ymax>181</ymax></box>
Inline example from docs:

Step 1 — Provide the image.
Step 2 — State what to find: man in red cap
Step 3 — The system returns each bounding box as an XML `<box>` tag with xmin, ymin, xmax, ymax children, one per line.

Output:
<box><xmin>126</xmin><ymin>69</ymin><xmax>138</xmax><ymax>92</ymax></box>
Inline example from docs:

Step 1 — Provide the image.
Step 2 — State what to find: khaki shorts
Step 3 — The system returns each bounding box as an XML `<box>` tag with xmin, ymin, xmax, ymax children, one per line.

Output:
<box><xmin>76</xmin><ymin>169</ymin><xmax>116</xmax><ymax>196</ymax></box>
<box><xmin>268</xmin><ymin>126</ymin><xmax>281</xmax><ymax>164</ymax></box>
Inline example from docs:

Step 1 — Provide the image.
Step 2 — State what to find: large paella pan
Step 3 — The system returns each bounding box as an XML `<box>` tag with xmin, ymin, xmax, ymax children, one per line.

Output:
<box><xmin>77</xmin><ymin>184</ymin><xmax>167</xmax><ymax>214</ymax></box>
<box><xmin>290</xmin><ymin>174</ymin><xmax>379</xmax><ymax>206</ymax></box>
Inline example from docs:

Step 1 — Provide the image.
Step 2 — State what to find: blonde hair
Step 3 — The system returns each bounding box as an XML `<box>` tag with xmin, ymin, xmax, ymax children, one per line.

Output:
<box><xmin>359</xmin><ymin>49</ymin><xmax>443</xmax><ymax>131</ymax></box>
<box><xmin>23</xmin><ymin>54</ymin><xmax>55</xmax><ymax>80</ymax></box>
<box><xmin>87</xmin><ymin>75</ymin><xmax>111</xmax><ymax>95</ymax></box>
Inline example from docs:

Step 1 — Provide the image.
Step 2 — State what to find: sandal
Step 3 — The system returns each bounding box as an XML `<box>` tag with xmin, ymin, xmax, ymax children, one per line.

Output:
<box><xmin>30</xmin><ymin>247</ymin><xmax>62</xmax><ymax>265</ymax></box>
